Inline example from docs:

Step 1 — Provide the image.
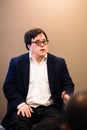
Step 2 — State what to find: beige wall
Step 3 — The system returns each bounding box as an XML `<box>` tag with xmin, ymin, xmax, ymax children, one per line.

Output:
<box><xmin>0</xmin><ymin>0</ymin><xmax>87</xmax><ymax>120</ymax></box>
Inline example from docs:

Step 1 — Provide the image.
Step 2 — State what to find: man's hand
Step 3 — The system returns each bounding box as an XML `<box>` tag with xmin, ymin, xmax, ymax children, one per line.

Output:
<box><xmin>17</xmin><ymin>103</ymin><xmax>33</xmax><ymax>117</ymax></box>
<box><xmin>61</xmin><ymin>91</ymin><xmax>70</xmax><ymax>104</ymax></box>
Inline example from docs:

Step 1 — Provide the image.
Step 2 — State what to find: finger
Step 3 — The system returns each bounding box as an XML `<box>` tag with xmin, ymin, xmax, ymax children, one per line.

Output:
<box><xmin>17</xmin><ymin>109</ymin><xmax>21</xmax><ymax>115</ymax></box>
<box><xmin>25</xmin><ymin>109</ymin><xmax>32</xmax><ymax>117</ymax></box>
<box><xmin>27</xmin><ymin>110</ymin><xmax>32</xmax><ymax>117</ymax></box>
<box><xmin>21</xmin><ymin>109</ymin><xmax>26</xmax><ymax>117</ymax></box>
<box><xmin>17</xmin><ymin>109</ymin><xmax>26</xmax><ymax>117</ymax></box>
<box><xmin>61</xmin><ymin>91</ymin><xmax>66</xmax><ymax>99</ymax></box>
<box><xmin>28</xmin><ymin>106</ymin><xmax>33</xmax><ymax>113</ymax></box>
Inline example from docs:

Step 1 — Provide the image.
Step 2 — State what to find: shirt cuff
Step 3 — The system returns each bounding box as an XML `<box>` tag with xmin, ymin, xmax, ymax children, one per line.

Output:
<box><xmin>17</xmin><ymin>102</ymin><xmax>26</xmax><ymax>109</ymax></box>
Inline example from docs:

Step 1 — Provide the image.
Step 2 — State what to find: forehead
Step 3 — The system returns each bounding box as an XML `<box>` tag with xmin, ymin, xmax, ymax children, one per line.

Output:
<box><xmin>32</xmin><ymin>33</ymin><xmax>46</xmax><ymax>41</ymax></box>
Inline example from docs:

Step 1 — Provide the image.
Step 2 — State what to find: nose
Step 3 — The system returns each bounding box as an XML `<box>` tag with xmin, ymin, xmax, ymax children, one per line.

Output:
<box><xmin>40</xmin><ymin>42</ymin><xmax>44</xmax><ymax>46</ymax></box>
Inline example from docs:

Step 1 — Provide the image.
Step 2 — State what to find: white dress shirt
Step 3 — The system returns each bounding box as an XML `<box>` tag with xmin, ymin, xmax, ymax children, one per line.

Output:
<box><xmin>26</xmin><ymin>53</ymin><xmax>53</xmax><ymax>108</ymax></box>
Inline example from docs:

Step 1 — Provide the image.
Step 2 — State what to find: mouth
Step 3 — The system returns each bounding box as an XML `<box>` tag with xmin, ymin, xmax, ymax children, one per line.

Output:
<box><xmin>40</xmin><ymin>49</ymin><xmax>45</xmax><ymax>51</ymax></box>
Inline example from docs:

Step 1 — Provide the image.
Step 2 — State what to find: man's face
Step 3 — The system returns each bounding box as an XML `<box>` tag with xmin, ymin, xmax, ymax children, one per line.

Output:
<box><xmin>28</xmin><ymin>33</ymin><xmax>48</xmax><ymax>60</ymax></box>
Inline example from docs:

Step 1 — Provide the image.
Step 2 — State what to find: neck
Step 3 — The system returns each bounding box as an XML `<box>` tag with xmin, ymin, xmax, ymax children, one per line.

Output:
<box><xmin>36</xmin><ymin>56</ymin><xmax>44</xmax><ymax>63</ymax></box>
<box><xmin>29</xmin><ymin>51</ymin><xmax>47</xmax><ymax>63</ymax></box>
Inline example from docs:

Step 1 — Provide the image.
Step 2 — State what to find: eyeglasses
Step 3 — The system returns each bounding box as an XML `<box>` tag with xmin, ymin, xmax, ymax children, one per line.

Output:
<box><xmin>31</xmin><ymin>39</ymin><xmax>49</xmax><ymax>46</ymax></box>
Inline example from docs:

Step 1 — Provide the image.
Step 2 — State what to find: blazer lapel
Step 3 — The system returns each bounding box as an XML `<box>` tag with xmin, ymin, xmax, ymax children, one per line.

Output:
<box><xmin>22</xmin><ymin>53</ymin><xmax>30</xmax><ymax>94</ymax></box>
<box><xmin>47</xmin><ymin>53</ymin><xmax>55</xmax><ymax>90</ymax></box>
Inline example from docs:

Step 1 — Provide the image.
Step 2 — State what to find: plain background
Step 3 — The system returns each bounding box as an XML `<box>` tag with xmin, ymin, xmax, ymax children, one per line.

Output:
<box><xmin>0</xmin><ymin>0</ymin><xmax>87</xmax><ymax>121</ymax></box>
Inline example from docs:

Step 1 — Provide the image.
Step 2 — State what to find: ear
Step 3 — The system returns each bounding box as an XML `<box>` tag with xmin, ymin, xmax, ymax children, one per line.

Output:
<box><xmin>27</xmin><ymin>44</ymin><xmax>31</xmax><ymax>50</ymax></box>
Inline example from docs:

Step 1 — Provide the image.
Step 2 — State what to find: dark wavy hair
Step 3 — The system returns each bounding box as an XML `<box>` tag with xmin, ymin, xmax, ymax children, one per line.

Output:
<box><xmin>24</xmin><ymin>28</ymin><xmax>48</xmax><ymax>50</ymax></box>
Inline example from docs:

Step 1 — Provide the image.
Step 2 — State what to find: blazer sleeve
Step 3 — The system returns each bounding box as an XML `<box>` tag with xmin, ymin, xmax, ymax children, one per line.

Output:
<box><xmin>3</xmin><ymin>58</ymin><xmax>25</xmax><ymax>110</ymax></box>
<box><xmin>61</xmin><ymin>59</ymin><xmax>74</xmax><ymax>94</ymax></box>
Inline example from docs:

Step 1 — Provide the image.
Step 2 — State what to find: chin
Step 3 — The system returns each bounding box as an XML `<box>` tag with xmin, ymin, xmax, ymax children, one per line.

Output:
<box><xmin>40</xmin><ymin>55</ymin><xmax>45</xmax><ymax>58</ymax></box>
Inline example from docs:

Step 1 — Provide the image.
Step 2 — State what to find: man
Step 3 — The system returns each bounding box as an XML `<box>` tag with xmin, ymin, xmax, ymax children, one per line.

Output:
<box><xmin>62</xmin><ymin>90</ymin><xmax>87</xmax><ymax>130</ymax></box>
<box><xmin>1</xmin><ymin>28</ymin><xmax>74</xmax><ymax>130</ymax></box>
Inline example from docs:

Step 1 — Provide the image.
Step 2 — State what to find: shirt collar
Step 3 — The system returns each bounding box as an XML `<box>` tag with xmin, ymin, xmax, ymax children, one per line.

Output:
<box><xmin>29</xmin><ymin>52</ymin><xmax>47</xmax><ymax>62</ymax></box>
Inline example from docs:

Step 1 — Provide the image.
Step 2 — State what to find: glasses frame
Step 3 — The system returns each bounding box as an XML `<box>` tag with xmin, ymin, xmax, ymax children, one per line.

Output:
<box><xmin>31</xmin><ymin>39</ymin><xmax>49</xmax><ymax>46</ymax></box>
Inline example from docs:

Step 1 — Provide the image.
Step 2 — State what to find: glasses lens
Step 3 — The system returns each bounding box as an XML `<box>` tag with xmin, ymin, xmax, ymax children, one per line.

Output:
<box><xmin>32</xmin><ymin>40</ymin><xmax>49</xmax><ymax>46</ymax></box>
<box><xmin>42</xmin><ymin>40</ymin><xmax>48</xmax><ymax>45</ymax></box>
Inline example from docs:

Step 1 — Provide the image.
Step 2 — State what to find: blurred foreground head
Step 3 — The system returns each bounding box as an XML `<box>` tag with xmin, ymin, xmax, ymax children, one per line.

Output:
<box><xmin>66</xmin><ymin>90</ymin><xmax>87</xmax><ymax>130</ymax></box>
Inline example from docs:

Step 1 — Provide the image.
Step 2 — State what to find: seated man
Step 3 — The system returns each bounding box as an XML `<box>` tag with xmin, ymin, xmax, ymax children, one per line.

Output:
<box><xmin>61</xmin><ymin>90</ymin><xmax>87</xmax><ymax>130</ymax></box>
<box><xmin>1</xmin><ymin>28</ymin><xmax>74</xmax><ymax>130</ymax></box>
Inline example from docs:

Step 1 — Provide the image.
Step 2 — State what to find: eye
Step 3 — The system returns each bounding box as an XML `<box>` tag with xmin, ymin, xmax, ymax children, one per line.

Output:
<box><xmin>35</xmin><ymin>40</ymin><xmax>40</xmax><ymax>44</ymax></box>
<box><xmin>31</xmin><ymin>39</ymin><xmax>49</xmax><ymax>46</ymax></box>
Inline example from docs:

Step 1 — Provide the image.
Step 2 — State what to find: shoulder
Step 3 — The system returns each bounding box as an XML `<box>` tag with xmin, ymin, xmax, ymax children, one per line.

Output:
<box><xmin>10</xmin><ymin>53</ymin><xmax>29</xmax><ymax>65</ymax></box>
<box><xmin>47</xmin><ymin>53</ymin><xmax>65</xmax><ymax>63</ymax></box>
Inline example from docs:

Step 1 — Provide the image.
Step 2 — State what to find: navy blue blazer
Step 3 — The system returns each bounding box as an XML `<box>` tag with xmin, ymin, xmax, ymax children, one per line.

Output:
<box><xmin>1</xmin><ymin>53</ymin><xmax>74</xmax><ymax>128</ymax></box>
